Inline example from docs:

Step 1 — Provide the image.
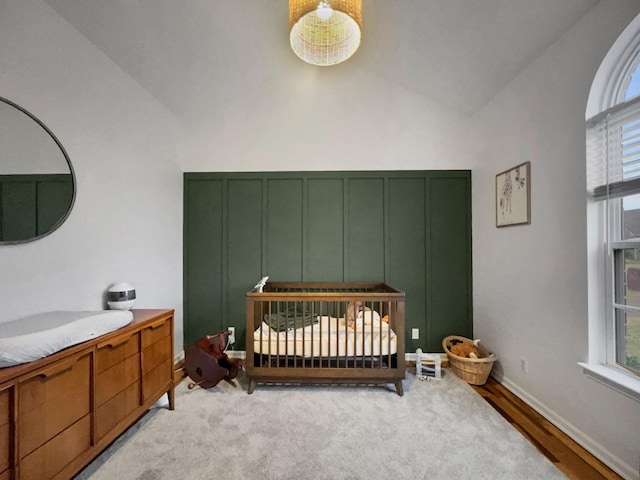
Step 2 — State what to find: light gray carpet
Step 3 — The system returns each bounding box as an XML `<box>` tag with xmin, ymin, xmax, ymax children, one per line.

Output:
<box><xmin>75</xmin><ymin>370</ymin><xmax>566</xmax><ymax>480</ymax></box>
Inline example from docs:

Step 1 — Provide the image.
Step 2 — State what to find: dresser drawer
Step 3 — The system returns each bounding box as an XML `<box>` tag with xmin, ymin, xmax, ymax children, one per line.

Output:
<box><xmin>96</xmin><ymin>354</ymin><xmax>140</xmax><ymax>406</ymax></box>
<box><xmin>95</xmin><ymin>380</ymin><xmax>141</xmax><ymax>441</ymax></box>
<box><xmin>142</xmin><ymin>334</ymin><xmax>172</xmax><ymax>375</ymax></box>
<box><xmin>18</xmin><ymin>353</ymin><xmax>91</xmax><ymax>458</ymax></box>
<box><xmin>96</xmin><ymin>331</ymin><xmax>140</xmax><ymax>374</ymax></box>
<box><xmin>19</xmin><ymin>415</ymin><xmax>90</xmax><ymax>480</ymax></box>
<box><xmin>143</xmin><ymin>358</ymin><xmax>172</xmax><ymax>402</ymax></box>
<box><xmin>0</xmin><ymin>387</ymin><xmax>10</xmax><ymax>476</ymax></box>
<box><xmin>141</xmin><ymin>316</ymin><xmax>171</xmax><ymax>350</ymax></box>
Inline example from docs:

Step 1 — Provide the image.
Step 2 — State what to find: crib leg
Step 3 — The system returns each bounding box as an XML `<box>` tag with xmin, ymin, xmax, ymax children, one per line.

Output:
<box><xmin>247</xmin><ymin>377</ymin><xmax>256</xmax><ymax>394</ymax></box>
<box><xmin>394</xmin><ymin>380</ymin><xmax>404</xmax><ymax>397</ymax></box>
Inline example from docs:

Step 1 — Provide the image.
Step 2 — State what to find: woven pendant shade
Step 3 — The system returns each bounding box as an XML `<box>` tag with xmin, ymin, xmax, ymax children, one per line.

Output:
<box><xmin>289</xmin><ymin>0</ymin><xmax>362</xmax><ymax>66</ymax></box>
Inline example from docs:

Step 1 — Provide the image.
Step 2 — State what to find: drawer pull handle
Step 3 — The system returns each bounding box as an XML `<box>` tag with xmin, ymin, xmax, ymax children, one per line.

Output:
<box><xmin>103</xmin><ymin>336</ymin><xmax>133</xmax><ymax>349</ymax></box>
<box><xmin>37</xmin><ymin>360</ymin><xmax>76</xmax><ymax>378</ymax></box>
<box><xmin>147</xmin><ymin>320</ymin><xmax>168</xmax><ymax>331</ymax></box>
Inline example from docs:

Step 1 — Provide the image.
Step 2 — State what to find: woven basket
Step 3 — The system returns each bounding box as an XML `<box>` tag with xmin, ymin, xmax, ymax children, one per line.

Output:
<box><xmin>442</xmin><ymin>335</ymin><xmax>497</xmax><ymax>385</ymax></box>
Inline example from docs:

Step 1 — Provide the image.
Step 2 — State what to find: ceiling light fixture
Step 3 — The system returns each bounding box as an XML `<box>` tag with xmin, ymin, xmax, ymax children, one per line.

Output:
<box><xmin>289</xmin><ymin>0</ymin><xmax>362</xmax><ymax>67</ymax></box>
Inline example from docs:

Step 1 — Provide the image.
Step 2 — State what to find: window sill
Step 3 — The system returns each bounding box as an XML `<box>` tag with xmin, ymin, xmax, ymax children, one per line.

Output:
<box><xmin>578</xmin><ymin>362</ymin><xmax>640</xmax><ymax>402</ymax></box>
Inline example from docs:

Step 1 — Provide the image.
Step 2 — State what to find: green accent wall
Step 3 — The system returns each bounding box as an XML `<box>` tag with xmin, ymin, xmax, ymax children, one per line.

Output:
<box><xmin>184</xmin><ymin>171</ymin><xmax>472</xmax><ymax>352</ymax></box>
<box><xmin>0</xmin><ymin>174</ymin><xmax>73</xmax><ymax>242</ymax></box>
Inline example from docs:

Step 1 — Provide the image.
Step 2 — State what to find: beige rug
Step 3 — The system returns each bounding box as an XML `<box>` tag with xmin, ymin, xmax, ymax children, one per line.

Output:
<box><xmin>75</xmin><ymin>369</ymin><xmax>566</xmax><ymax>480</ymax></box>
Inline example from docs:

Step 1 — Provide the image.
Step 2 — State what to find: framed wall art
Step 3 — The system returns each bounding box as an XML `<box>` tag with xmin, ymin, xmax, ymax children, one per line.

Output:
<box><xmin>495</xmin><ymin>161</ymin><xmax>531</xmax><ymax>227</ymax></box>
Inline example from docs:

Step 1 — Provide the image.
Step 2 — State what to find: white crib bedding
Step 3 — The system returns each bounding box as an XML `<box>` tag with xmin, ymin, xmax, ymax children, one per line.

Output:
<box><xmin>254</xmin><ymin>314</ymin><xmax>397</xmax><ymax>358</ymax></box>
<box><xmin>0</xmin><ymin>310</ymin><xmax>134</xmax><ymax>368</ymax></box>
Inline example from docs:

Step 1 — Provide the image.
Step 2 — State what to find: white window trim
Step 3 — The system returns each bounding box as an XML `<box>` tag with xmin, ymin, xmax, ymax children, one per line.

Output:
<box><xmin>585</xmin><ymin>14</ymin><xmax>640</xmax><ymax>402</ymax></box>
<box><xmin>579</xmin><ymin>362</ymin><xmax>640</xmax><ymax>401</ymax></box>
<box><xmin>585</xmin><ymin>201</ymin><xmax>640</xmax><ymax>402</ymax></box>
<box><xmin>587</xmin><ymin>19</ymin><xmax>640</xmax><ymax>118</ymax></box>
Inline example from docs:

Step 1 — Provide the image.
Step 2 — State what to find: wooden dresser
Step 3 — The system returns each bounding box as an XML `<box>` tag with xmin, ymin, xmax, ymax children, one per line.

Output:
<box><xmin>0</xmin><ymin>309</ymin><xmax>174</xmax><ymax>480</ymax></box>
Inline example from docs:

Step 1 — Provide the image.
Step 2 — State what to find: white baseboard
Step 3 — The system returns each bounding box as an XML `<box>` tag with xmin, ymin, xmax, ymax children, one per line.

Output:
<box><xmin>405</xmin><ymin>352</ymin><xmax>447</xmax><ymax>363</ymax></box>
<box><xmin>501</xmin><ymin>376</ymin><xmax>638</xmax><ymax>480</ymax></box>
<box><xmin>174</xmin><ymin>350</ymin><xmax>185</xmax><ymax>363</ymax></box>
<box><xmin>225</xmin><ymin>349</ymin><xmax>246</xmax><ymax>359</ymax></box>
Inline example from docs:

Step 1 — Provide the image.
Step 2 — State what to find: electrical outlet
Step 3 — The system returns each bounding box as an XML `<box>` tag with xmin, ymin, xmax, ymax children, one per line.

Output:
<box><xmin>520</xmin><ymin>357</ymin><xmax>528</xmax><ymax>374</ymax></box>
<box><xmin>228</xmin><ymin>326</ymin><xmax>236</xmax><ymax>345</ymax></box>
<box><xmin>412</xmin><ymin>328</ymin><xmax>419</xmax><ymax>340</ymax></box>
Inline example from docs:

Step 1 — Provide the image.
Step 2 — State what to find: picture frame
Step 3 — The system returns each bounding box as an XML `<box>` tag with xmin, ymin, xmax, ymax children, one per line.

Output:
<box><xmin>495</xmin><ymin>161</ymin><xmax>531</xmax><ymax>227</ymax></box>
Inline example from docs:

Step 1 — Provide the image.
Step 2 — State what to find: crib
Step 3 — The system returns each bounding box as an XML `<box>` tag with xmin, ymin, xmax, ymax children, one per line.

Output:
<box><xmin>245</xmin><ymin>282</ymin><xmax>405</xmax><ymax>395</ymax></box>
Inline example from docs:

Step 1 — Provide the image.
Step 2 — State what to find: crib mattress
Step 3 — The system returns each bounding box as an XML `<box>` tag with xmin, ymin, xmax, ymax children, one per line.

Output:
<box><xmin>0</xmin><ymin>310</ymin><xmax>134</xmax><ymax>368</ymax></box>
<box><xmin>254</xmin><ymin>315</ymin><xmax>397</xmax><ymax>358</ymax></box>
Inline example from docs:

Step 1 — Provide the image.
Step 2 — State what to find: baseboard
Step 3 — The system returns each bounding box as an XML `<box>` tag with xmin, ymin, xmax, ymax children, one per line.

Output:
<box><xmin>405</xmin><ymin>352</ymin><xmax>447</xmax><ymax>363</ymax></box>
<box><xmin>174</xmin><ymin>350</ymin><xmax>185</xmax><ymax>363</ymax></box>
<box><xmin>226</xmin><ymin>349</ymin><xmax>246</xmax><ymax>359</ymax></box>
<box><xmin>500</xmin><ymin>375</ymin><xmax>638</xmax><ymax>480</ymax></box>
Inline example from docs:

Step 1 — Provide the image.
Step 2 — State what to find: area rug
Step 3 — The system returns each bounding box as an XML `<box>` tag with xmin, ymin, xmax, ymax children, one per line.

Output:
<box><xmin>75</xmin><ymin>370</ymin><xmax>566</xmax><ymax>480</ymax></box>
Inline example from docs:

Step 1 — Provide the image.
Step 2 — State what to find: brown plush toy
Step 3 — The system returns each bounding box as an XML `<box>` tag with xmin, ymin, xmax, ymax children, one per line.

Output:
<box><xmin>449</xmin><ymin>343</ymin><xmax>479</xmax><ymax>359</ymax></box>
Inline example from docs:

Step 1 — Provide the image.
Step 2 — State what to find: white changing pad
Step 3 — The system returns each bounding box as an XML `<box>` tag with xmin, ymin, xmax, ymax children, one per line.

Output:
<box><xmin>0</xmin><ymin>310</ymin><xmax>134</xmax><ymax>368</ymax></box>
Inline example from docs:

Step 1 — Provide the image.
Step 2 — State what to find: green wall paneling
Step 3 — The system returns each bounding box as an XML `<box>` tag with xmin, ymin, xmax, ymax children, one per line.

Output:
<box><xmin>346</xmin><ymin>178</ymin><xmax>385</xmax><ymax>281</ymax></box>
<box><xmin>0</xmin><ymin>174</ymin><xmax>73</xmax><ymax>242</ymax></box>
<box><xmin>183</xmin><ymin>179</ymin><xmax>224</xmax><ymax>345</ymax></box>
<box><xmin>306</xmin><ymin>178</ymin><xmax>344</xmax><ymax>280</ymax></box>
<box><xmin>37</xmin><ymin>179</ymin><xmax>73</xmax><ymax>234</ymax></box>
<box><xmin>426</xmin><ymin>175</ymin><xmax>473</xmax><ymax>352</ymax></box>
<box><xmin>266</xmin><ymin>178</ymin><xmax>304</xmax><ymax>280</ymax></box>
<box><xmin>226</xmin><ymin>179</ymin><xmax>264</xmax><ymax>345</ymax></box>
<box><xmin>184</xmin><ymin>171</ymin><xmax>472</xmax><ymax>352</ymax></box>
<box><xmin>388</xmin><ymin>177</ymin><xmax>427</xmax><ymax>352</ymax></box>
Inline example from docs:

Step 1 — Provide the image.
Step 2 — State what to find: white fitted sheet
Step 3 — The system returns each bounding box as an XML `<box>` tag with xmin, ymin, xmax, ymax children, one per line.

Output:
<box><xmin>0</xmin><ymin>310</ymin><xmax>134</xmax><ymax>368</ymax></box>
<box><xmin>254</xmin><ymin>314</ymin><xmax>397</xmax><ymax>358</ymax></box>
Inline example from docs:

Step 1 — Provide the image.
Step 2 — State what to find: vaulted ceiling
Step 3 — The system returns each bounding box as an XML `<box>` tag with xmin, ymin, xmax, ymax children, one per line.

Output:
<box><xmin>43</xmin><ymin>0</ymin><xmax>599</xmax><ymax>125</ymax></box>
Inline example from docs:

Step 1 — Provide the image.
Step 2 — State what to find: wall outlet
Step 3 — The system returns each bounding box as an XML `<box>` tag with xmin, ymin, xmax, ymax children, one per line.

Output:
<box><xmin>412</xmin><ymin>328</ymin><xmax>419</xmax><ymax>339</ymax></box>
<box><xmin>228</xmin><ymin>326</ymin><xmax>236</xmax><ymax>345</ymax></box>
<box><xmin>520</xmin><ymin>357</ymin><xmax>528</xmax><ymax>374</ymax></box>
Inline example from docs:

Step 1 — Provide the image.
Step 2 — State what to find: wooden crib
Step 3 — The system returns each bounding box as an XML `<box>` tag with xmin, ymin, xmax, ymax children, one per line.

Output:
<box><xmin>245</xmin><ymin>282</ymin><xmax>405</xmax><ymax>395</ymax></box>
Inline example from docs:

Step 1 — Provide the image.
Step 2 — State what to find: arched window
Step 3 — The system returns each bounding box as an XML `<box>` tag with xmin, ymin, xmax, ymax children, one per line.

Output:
<box><xmin>625</xmin><ymin>60</ymin><xmax>640</xmax><ymax>100</ymax></box>
<box><xmin>586</xmin><ymin>16</ymin><xmax>640</xmax><ymax>380</ymax></box>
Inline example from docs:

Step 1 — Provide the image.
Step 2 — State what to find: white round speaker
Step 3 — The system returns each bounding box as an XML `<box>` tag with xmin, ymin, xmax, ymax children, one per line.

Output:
<box><xmin>107</xmin><ymin>282</ymin><xmax>136</xmax><ymax>310</ymax></box>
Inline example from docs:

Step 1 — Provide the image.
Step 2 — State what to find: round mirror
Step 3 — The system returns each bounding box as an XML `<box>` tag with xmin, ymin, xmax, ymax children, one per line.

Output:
<box><xmin>0</xmin><ymin>97</ymin><xmax>75</xmax><ymax>244</ymax></box>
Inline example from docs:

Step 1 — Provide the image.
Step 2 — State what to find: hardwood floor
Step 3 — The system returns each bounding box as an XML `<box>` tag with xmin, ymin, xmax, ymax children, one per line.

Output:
<box><xmin>471</xmin><ymin>378</ymin><xmax>623</xmax><ymax>480</ymax></box>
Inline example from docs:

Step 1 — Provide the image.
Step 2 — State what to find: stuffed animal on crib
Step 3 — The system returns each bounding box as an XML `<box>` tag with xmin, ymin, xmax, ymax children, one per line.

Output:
<box><xmin>346</xmin><ymin>302</ymin><xmax>381</xmax><ymax>328</ymax></box>
<box><xmin>346</xmin><ymin>301</ymin><xmax>364</xmax><ymax>328</ymax></box>
<box><xmin>449</xmin><ymin>340</ymin><xmax>480</xmax><ymax>359</ymax></box>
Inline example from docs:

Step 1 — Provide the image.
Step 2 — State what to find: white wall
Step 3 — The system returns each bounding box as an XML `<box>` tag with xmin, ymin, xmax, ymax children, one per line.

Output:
<box><xmin>182</xmin><ymin>58</ymin><xmax>478</xmax><ymax>172</ymax></box>
<box><xmin>0</xmin><ymin>2</ymin><xmax>185</xmax><ymax>351</ymax></box>
<box><xmin>472</xmin><ymin>1</ymin><xmax>640</xmax><ymax>478</ymax></box>
<box><xmin>0</xmin><ymin>100</ymin><xmax>69</xmax><ymax>174</ymax></box>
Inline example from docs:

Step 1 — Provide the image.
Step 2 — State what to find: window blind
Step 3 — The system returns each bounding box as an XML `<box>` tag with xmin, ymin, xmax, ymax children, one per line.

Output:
<box><xmin>587</xmin><ymin>96</ymin><xmax>640</xmax><ymax>200</ymax></box>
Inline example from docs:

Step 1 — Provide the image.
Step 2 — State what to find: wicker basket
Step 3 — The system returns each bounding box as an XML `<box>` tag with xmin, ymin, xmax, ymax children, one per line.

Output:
<box><xmin>442</xmin><ymin>335</ymin><xmax>497</xmax><ymax>385</ymax></box>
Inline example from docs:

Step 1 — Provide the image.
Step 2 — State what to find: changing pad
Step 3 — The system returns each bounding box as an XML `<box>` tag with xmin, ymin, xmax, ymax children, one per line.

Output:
<box><xmin>0</xmin><ymin>310</ymin><xmax>134</xmax><ymax>368</ymax></box>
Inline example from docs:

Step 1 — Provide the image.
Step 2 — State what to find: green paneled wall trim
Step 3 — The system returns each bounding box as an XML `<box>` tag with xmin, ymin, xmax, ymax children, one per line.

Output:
<box><xmin>0</xmin><ymin>174</ymin><xmax>73</xmax><ymax>242</ymax></box>
<box><xmin>184</xmin><ymin>171</ymin><xmax>472</xmax><ymax>352</ymax></box>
